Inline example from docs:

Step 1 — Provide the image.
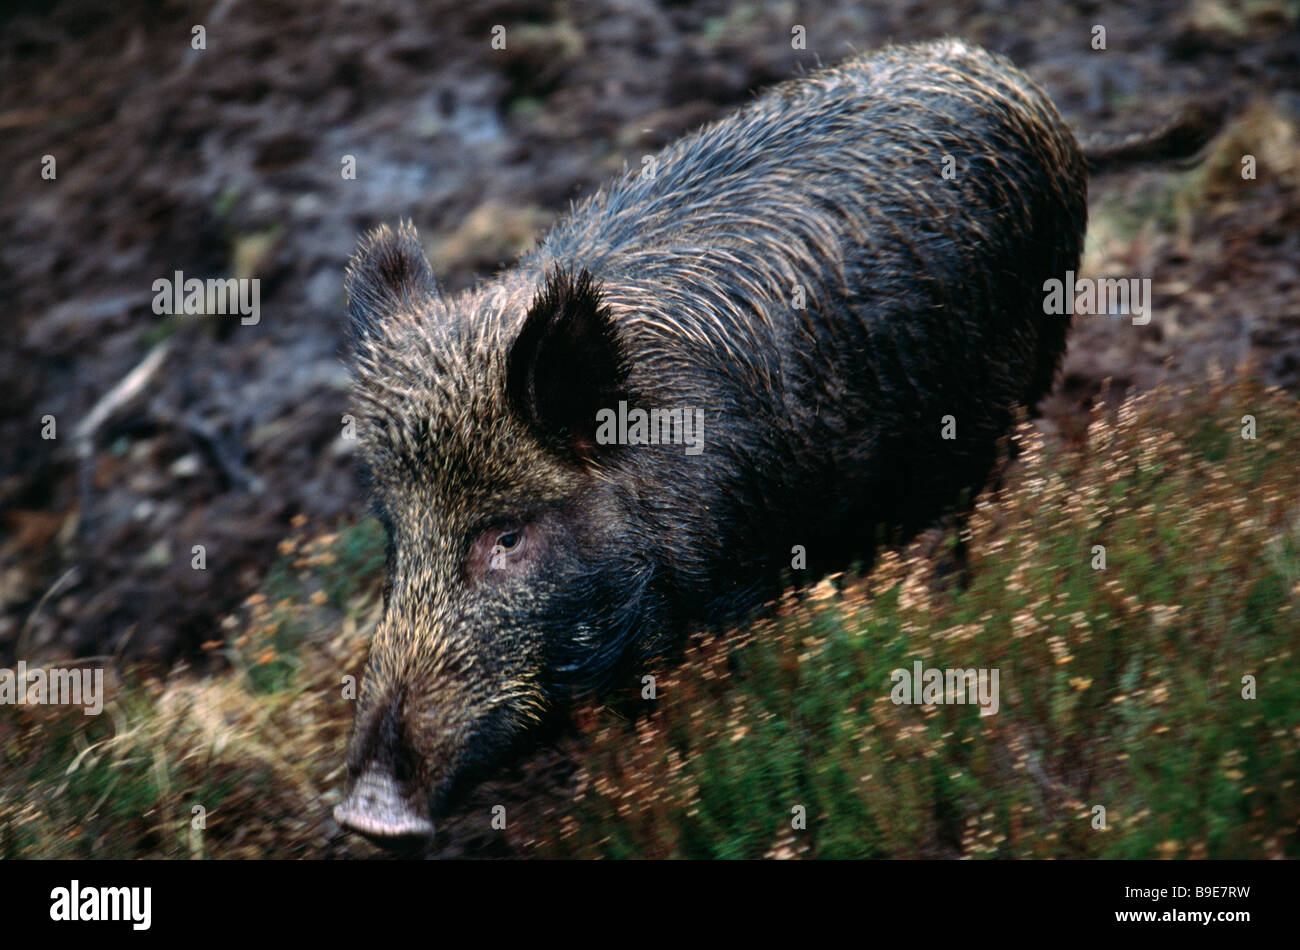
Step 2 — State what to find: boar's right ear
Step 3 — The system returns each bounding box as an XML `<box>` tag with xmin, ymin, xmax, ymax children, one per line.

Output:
<box><xmin>507</xmin><ymin>267</ymin><xmax>630</xmax><ymax>464</ymax></box>
<box><xmin>344</xmin><ymin>221</ymin><xmax>440</xmax><ymax>347</ymax></box>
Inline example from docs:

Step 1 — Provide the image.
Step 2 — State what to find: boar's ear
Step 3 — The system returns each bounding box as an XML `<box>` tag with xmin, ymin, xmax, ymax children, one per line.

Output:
<box><xmin>507</xmin><ymin>267</ymin><xmax>630</xmax><ymax>463</ymax></box>
<box><xmin>344</xmin><ymin>220</ymin><xmax>440</xmax><ymax>348</ymax></box>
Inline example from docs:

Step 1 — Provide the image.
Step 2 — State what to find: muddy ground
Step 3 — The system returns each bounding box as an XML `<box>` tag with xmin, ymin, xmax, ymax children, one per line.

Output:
<box><xmin>1</xmin><ymin>0</ymin><xmax>1298</xmax><ymax>665</ymax></box>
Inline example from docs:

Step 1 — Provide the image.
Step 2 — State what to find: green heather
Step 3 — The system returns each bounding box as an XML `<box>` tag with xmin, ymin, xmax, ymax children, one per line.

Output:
<box><xmin>3</xmin><ymin>377</ymin><xmax>1296</xmax><ymax>858</ymax></box>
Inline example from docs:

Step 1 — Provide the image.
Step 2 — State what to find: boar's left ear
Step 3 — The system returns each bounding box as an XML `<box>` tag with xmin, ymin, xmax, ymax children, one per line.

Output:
<box><xmin>507</xmin><ymin>267</ymin><xmax>630</xmax><ymax>463</ymax></box>
<box><xmin>344</xmin><ymin>220</ymin><xmax>441</xmax><ymax>349</ymax></box>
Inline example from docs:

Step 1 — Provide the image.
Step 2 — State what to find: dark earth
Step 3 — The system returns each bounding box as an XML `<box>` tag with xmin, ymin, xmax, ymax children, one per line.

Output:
<box><xmin>2</xmin><ymin>0</ymin><xmax>1298</xmax><ymax>671</ymax></box>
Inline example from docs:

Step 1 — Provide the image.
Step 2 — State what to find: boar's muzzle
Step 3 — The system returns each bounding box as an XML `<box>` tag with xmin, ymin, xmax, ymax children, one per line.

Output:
<box><xmin>334</xmin><ymin>689</ymin><xmax>440</xmax><ymax>850</ymax></box>
<box><xmin>333</xmin><ymin>765</ymin><xmax>435</xmax><ymax>847</ymax></box>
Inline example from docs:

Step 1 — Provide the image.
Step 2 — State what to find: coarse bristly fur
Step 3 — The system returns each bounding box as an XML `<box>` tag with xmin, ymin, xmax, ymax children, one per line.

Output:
<box><xmin>333</xmin><ymin>38</ymin><xmax>1209</xmax><ymax>847</ymax></box>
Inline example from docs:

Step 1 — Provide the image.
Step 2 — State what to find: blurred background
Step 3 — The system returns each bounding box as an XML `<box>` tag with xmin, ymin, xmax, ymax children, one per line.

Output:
<box><xmin>1</xmin><ymin>0</ymin><xmax>1298</xmax><ymax>858</ymax></box>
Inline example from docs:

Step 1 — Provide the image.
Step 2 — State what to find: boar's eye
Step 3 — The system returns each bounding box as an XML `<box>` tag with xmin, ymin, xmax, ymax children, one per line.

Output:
<box><xmin>469</xmin><ymin>523</ymin><xmax>538</xmax><ymax>582</ymax></box>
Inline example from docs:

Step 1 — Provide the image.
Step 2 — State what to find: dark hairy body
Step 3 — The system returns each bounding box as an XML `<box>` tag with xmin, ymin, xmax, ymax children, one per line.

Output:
<box><xmin>333</xmin><ymin>38</ymin><xmax>1207</xmax><ymax>847</ymax></box>
<box><xmin>531</xmin><ymin>38</ymin><xmax>1085</xmax><ymax>612</ymax></box>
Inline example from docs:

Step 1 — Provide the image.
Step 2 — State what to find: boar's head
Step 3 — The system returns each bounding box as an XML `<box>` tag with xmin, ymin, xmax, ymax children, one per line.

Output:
<box><xmin>333</xmin><ymin>223</ymin><xmax>669</xmax><ymax>847</ymax></box>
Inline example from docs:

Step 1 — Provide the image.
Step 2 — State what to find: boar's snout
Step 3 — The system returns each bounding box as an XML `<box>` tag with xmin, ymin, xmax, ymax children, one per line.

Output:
<box><xmin>334</xmin><ymin>689</ymin><xmax>439</xmax><ymax>850</ymax></box>
<box><xmin>334</xmin><ymin>765</ymin><xmax>435</xmax><ymax>848</ymax></box>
